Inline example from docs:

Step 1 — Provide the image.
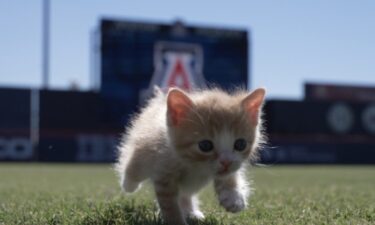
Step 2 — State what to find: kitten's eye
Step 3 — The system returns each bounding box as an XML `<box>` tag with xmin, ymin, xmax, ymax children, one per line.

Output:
<box><xmin>234</xmin><ymin>138</ymin><xmax>247</xmax><ymax>151</ymax></box>
<box><xmin>198</xmin><ymin>140</ymin><xmax>214</xmax><ymax>152</ymax></box>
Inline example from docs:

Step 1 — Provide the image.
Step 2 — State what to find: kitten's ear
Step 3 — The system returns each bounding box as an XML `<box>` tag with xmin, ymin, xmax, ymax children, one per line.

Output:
<box><xmin>167</xmin><ymin>88</ymin><xmax>193</xmax><ymax>126</ymax></box>
<box><xmin>241</xmin><ymin>88</ymin><xmax>266</xmax><ymax>125</ymax></box>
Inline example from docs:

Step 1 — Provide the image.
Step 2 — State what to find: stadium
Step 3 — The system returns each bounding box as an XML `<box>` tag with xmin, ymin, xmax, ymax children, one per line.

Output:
<box><xmin>0</xmin><ymin>2</ymin><xmax>374</xmax><ymax>225</ymax></box>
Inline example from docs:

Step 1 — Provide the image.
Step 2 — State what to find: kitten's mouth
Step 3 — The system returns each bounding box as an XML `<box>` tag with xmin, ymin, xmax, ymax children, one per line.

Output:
<box><xmin>217</xmin><ymin>167</ymin><xmax>230</xmax><ymax>176</ymax></box>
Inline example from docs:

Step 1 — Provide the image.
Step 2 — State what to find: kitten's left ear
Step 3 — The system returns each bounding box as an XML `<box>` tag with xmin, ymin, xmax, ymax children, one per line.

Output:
<box><xmin>167</xmin><ymin>88</ymin><xmax>193</xmax><ymax>126</ymax></box>
<box><xmin>241</xmin><ymin>88</ymin><xmax>266</xmax><ymax>125</ymax></box>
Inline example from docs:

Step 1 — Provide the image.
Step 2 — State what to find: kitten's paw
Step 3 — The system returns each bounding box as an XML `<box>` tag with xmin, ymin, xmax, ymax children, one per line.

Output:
<box><xmin>187</xmin><ymin>210</ymin><xmax>205</xmax><ymax>220</ymax></box>
<box><xmin>122</xmin><ymin>179</ymin><xmax>141</xmax><ymax>193</ymax></box>
<box><xmin>218</xmin><ymin>190</ymin><xmax>246</xmax><ymax>213</ymax></box>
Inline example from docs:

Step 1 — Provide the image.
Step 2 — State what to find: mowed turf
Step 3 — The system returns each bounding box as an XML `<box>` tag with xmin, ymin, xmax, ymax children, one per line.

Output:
<box><xmin>0</xmin><ymin>164</ymin><xmax>374</xmax><ymax>225</ymax></box>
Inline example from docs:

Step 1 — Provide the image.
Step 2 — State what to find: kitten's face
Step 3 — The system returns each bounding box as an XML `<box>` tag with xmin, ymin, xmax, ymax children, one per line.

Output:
<box><xmin>167</xmin><ymin>88</ymin><xmax>265</xmax><ymax>177</ymax></box>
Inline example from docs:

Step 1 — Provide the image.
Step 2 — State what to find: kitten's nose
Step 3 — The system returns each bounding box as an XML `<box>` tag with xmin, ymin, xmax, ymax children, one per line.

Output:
<box><xmin>220</xmin><ymin>160</ymin><xmax>232</xmax><ymax>170</ymax></box>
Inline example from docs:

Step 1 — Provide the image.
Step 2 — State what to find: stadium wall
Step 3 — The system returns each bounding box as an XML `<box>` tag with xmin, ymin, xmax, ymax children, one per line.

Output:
<box><xmin>1</xmin><ymin>88</ymin><xmax>375</xmax><ymax>163</ymax></box>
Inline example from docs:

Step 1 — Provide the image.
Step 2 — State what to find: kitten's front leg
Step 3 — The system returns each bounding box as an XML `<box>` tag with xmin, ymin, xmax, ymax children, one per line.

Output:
<box><xmin>154</xmin><ymin>179</ymin><xmax>187</xmax><ymax>225</ymax></box>
<box><xmin>214</xmin><ymin>171</ymin><xmax>249</xmax><ymax>213</ymax></box>
<box><xmin>179</xmin><ymin>194</ymin><xmax>205</xmax><ymax>220</ymax></box>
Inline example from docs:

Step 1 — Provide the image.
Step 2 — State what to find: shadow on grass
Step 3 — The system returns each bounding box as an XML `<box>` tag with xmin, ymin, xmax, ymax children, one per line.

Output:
<box><xmin>78</xmin><ymin>200</ymin><xmax>221</xmax><ymax>225</ymax></box>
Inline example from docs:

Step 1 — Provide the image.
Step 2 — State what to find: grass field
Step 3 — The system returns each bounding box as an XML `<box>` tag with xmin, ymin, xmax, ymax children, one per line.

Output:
<box><xmin>0</xmin><ymin>164</ymin><xmax>374</xmax><ymax>225</ymax></box>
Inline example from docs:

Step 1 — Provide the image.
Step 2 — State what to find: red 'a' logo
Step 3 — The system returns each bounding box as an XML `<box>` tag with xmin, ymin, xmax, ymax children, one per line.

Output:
<box><xmin>142</xmin><ymin>42</ymin><xmax>206</xmax><ymax>101</ymax></box>
<box><xmin>167</xmin><ymin>57</ymin><xmax>191</xmax><ymax>90</ymax></box>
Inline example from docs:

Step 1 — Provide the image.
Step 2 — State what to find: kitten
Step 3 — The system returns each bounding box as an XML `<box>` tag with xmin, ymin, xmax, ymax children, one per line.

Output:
<box><xmin>115</xmin><ymin>87</ymin><xmax>266</xmax><ymax>225</ymax></box>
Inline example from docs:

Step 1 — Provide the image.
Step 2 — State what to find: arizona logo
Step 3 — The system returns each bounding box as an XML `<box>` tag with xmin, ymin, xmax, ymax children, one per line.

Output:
<box><xmin>146</xmin><ymin>41</ymin><xmax>206</xmax><ymax>96</ymax></box>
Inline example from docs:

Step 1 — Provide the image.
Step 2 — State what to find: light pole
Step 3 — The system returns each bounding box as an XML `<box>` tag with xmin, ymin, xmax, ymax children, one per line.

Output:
<box><xmin>42</xmin><ymin>0</ymin><xmax>50</xmax><ymax>89</ymax></box>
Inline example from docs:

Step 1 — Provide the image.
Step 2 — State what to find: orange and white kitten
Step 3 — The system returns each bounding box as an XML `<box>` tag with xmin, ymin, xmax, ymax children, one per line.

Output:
<box><xmin>116</xmin><ymin>87</ymin><xmax>266</xmax><ymax>225</ymax></box>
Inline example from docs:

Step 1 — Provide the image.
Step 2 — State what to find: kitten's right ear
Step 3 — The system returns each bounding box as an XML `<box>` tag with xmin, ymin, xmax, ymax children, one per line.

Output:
<box><xmin>241</xmin><ymin>88</ymin><xmax>266</xmax><ymax>126</ymax></box>
<box><xmin>167</xmin><ymin>88</ymin><xmax>193</xmax><ymax>126</ymax></box>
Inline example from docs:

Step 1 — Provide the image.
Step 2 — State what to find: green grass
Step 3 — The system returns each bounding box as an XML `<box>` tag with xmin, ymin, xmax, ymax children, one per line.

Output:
<box><xmin>0</xmin><ymin>164</ymin><xmax>374</xmax><ymax>225</ymax></box>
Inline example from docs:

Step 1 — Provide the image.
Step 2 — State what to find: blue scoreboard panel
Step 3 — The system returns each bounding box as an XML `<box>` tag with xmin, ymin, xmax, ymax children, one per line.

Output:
<box><xmin>100</xmin><ymin>19</ymin><xmax>249</xmax><ymax>126</ymax></box>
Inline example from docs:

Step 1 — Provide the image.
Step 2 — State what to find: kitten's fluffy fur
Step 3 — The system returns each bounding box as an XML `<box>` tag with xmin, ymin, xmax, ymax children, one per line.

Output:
<box><xmin>115</xmin><ymin>87</ymin><xmax>266</xmax><ymax>225</ymax></box>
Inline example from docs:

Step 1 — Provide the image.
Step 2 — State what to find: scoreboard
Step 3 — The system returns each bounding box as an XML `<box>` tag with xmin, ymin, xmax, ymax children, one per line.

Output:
<box><xmin>99</xmin><ymin>19</ymin><xmax>249</xmax><ymax>126</ymax></box>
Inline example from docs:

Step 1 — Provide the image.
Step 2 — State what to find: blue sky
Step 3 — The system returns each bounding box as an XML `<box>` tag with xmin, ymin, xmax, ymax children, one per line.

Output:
<box><xmin>0</xmin><ymin>0</ymin><xmax>374</xmax><ymax>99</ymax></box>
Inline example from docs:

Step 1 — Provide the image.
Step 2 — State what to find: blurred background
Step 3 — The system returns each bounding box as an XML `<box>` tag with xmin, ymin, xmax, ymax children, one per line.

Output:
<box><xmin>1</xmin><ymin>0</ymin><xmax>375</xmax><ymax>163</ymax></box>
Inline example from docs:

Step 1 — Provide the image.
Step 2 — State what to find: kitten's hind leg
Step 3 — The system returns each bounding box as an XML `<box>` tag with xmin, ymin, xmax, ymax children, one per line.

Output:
<box><xmin>179</xmin><ymin>194</ymin><xmax>205</xmax><ymax>220</ymax></box>
<box><xmin>154</xmin><ymin>179</ymin><xmax>187</xmax><ymax>225</ymax></box>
